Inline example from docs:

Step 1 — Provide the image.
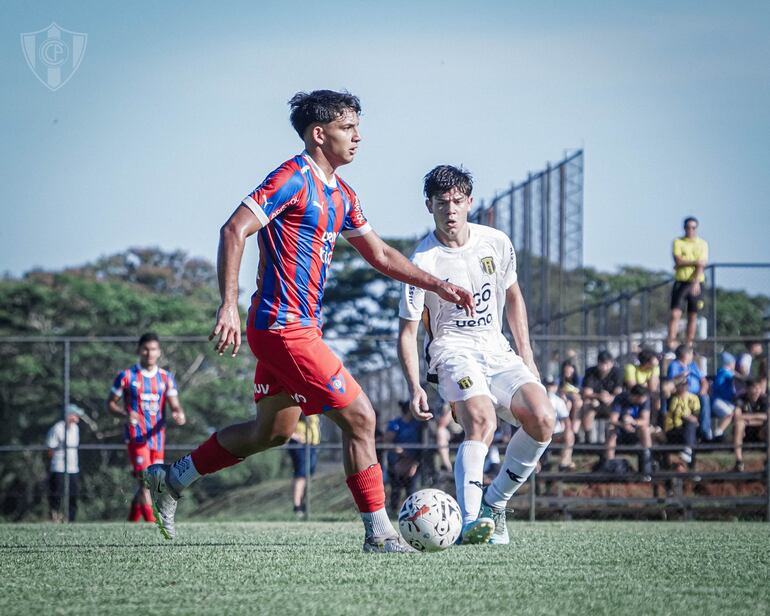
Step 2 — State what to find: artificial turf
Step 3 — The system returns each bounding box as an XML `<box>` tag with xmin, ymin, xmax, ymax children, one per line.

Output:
<box><xmin>1</xmin><ymin>521</ymin><xmax>768</xmax><ymax>615</ymax></box>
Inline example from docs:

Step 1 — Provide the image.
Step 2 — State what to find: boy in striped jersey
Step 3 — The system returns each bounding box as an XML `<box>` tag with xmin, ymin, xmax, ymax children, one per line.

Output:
<box><xmin>108</xmin><ymin>332</ymin><xmax>186</xmax><ymax>523</ymax></box>
<box><xmin>143</xmin><ymin>90</ymin><xmax>474</xmax><ymax>551</ymax></box>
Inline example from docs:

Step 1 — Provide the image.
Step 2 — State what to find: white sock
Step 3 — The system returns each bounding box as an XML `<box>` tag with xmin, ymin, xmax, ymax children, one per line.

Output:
<box><xmin>485</xmin><ymin>429</ymin><xmax>550</xmax><ymax>509</ymax></box>
<box><xmin>361</xmin><ymin>508</ymin><xmax>396</xmax><ymax>538</ymax></box>
<box><xmin>169</xmin><ymin>455</ymin><xmax>200</xmax><ymax>493</ymax></box>
<box><xmin>454</xmin><ymin>440</ymin><xmax>488</xmax><ymax>524</ymax></box>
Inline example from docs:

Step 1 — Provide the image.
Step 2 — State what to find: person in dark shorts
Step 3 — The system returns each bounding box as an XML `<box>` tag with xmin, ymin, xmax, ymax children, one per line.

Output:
<box><xmin>733</xmin><ymin>379</ymin><xmax>768</xmax><ymax>472</ymax></box>
<box><xmin>384</xmin><ymin>401</ymin><xmax>424</xmax><ymax>514</ymax></box>
<box><xmin>288</xmin><ymin>414</ymin><xmax>320</xmax><ymax>518</ymax></box>
<box><xmin>667</xmin><ymin>217</ymin><xmax>708</xmax><ymax>349</ymax></box>
<box><xmin>581</xmin><ymin>350</ymin><xmax>623</xmax><ymax>443</ymax></box>
<box><xmin>604</xmin><ymin>385</ymin><xmax>653</xmax><ymax>477</ymax></box>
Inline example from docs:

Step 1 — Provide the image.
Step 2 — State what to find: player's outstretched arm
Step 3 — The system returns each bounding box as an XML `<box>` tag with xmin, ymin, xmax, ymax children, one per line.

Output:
<box><xmin>347</xmin><ymin>231</ymin><xmax>474</xmax><ymax>315</ymax></box>
<box><xmin>397</xmin><ymin>318</ymin><xmax>432</xmax><ymax>421</ymax></box>
<box><xmin>210</xmin><ymin>205</ymin><xmax>263</xmax><ymax>356</ymax></box>
<box><xmin>505</xmin><ymin>282</ymin><xmax>540</xmax><ymax>380</ymax></box>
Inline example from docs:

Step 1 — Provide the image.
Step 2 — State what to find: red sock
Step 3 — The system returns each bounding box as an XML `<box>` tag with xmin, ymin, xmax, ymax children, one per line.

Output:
<box><xmin>190</xmin><ymin>433</ymin><xmax>242</xmax><ymax>476</ymax></box>
<box><xmin>141</xmin><ymin>503</ymin><xmax>156</xmax><ymax>522</ymax></box>
<box><xmin>345</xmin><ymin>464</ymin><xmax>386</xmax><ymax>513</ymax></box>
<box><xmin>128</xmin><ymin>502</ymin><xmax>142</xmax><ymax>522</ymax></box>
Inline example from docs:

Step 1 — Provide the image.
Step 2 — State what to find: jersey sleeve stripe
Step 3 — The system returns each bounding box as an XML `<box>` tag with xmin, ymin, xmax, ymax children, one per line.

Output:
<box><xmin>242</xmin><ymin>196</ymin><xmax>270</xmax><ymax>226</ymax></box>
<box><xmin>341</xmin><ymin>222</ymin><xmax>372</xmax><ymax>238</ymax></box>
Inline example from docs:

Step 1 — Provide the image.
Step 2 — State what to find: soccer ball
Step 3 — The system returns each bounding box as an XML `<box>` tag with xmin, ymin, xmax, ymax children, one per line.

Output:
<box><xmin>398</xmin><ymin>488</ymin><xmax>462</xmax><ymax>552</ymax></box>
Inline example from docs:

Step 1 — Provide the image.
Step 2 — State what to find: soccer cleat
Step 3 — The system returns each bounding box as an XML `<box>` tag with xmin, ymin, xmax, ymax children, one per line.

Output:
<box><xmin>363</xmin><ymin>535</ymin><xmax>417</xmax><ymax>553</ymax></box>
<box><xmin>143</xmin><ymin>464</ymin><xmax>179</xmax><ymax>540</ymax></box>
<box><xmin>459</xmin><ymin>517</ymin><xmax>495</xmax><ymax>545</ymax></box>
<box><xmin>480</xmin><ymin>490</ymin><xmax>509</xmax><ymax>545</ymax></box>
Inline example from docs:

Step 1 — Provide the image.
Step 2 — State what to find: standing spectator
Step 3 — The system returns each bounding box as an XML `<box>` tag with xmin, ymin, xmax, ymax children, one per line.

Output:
<box><xmin>665</xmin><ymin>378</ymin><xmax>700</xmax><ymax>468</ymax></box>
<box><xmin>544</xmin><ymin>377</ymin><xmax>575</xmax><ymax>471</ymax></box>
<box><xmin>733</xmin><ymin>379</ymin><xmax>768</xmax><ymax>472</ymax></box>
<box><xmin>604</xmin><ymin>385</ymin><xmax>653</xmax><ymax>477</ymax></box>
<box><xmin>384</xmin><ymin>401</ymin><xmax>424</xmax><ymax>514</ymax></box>
<box><xmin>624</xmin><ymin>348</ymin><xmax>661</xmax><ymax>424</ymax></box>
<box><xmin>711</xmin><ymin>352</ymin><xmax>737</xmax><ymax>441</ymax></box>
<box><xmin>108</xmin><ymin>332</ymin><xmax>186</xmax><ymax>523</ymax></box>
<box><xmin>46</xmin><ymin>404</ymin><xmax>84</xmax><ymax>522</ymax></box>
<box><xmin>581</xmin><ymin>350</ymin><xmax>623</xmax><ymax>443</ymax></box>
<box><xmin>667</xmin><ymin>216</ymin><xmax>708</xmax><ymax>349</ymax></box>
<box><xmin>667</xmin><ymin>344</ymin><xmax>712</xmax><ymax>441</ymax></box>
<box><xmin>287</xmin><ymin>414</ymin><xmax>320</xmax><ymax>518</ymax></box>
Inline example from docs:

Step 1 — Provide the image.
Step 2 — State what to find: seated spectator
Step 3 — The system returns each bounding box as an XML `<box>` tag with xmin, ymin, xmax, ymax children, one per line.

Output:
<box><xmin>559</xmin><ymin>360</ymin><xmax>583</xmax><ymax>439</ymax></box>
<box><xmin>624</xmin><ymin>348</ymin><xmax>661</xmax><ymax>425</ymax></box>
<box><xmin>605</xmin><ymin>385</ymin><xmax>653</xmax><ymax>477</ymax></box>
<box><xmin>384</xmin><ymin>401</ymin><xmax>424</xmax><ymax>513</ymax></box>
<box><xmin>736</xmin><ymin>341</ymin><xmax>768</xmax><ymax>396</ymax></box>
<box><xmin>665</xmin><ymin>377</ymin><xmax>700</xmax><ymax>468</ymax></box>
<box><xmin>542</xmin><ymin>377</ymin><xmax>575</xmax><ymax>471</ymax></box>
<box><xmin>581</xmin><ymin>350</ymin><xmax>623</xmax><ymax>443</ymax></box>
<box><xmin>433</xmin><ymin>400</ymin><xmax>456</xmax><ymax>477</ymax></box>
<box><xmin>711</xmin><ymin>352</ymin><xmax>737</xmax><ymax>441</ymax></box>
<box><xmin>667</xmin><ymin>344</ymin><xmax>712</xmax><ymax>441</ymax></box>
<box><xmin>733</xmin><ymin>379</ymin><xmax>768</xmax><ymax>472</ymax></box>
<box><xmin>624</xmin><ymin>349</ymin><xmax>660</xmax><ymax>390</ymax></box>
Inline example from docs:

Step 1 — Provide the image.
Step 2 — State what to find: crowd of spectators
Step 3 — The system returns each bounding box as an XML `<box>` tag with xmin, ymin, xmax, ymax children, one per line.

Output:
<box><xmin>542</xmin><ymin>340</ymin><xmax>768</xmax><ymax>475</ymax></box>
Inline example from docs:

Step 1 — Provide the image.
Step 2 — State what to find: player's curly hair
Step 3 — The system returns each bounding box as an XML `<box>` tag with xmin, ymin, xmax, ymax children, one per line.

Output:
<box><xmin>423</xmin><ymin>165</ymin><xmax>473</xmax><ymax>199</ymax></box>
<box><xmin>288</xmin><ymin>90</ymin><xmax>361</xmax><ymax>138</ymax></box>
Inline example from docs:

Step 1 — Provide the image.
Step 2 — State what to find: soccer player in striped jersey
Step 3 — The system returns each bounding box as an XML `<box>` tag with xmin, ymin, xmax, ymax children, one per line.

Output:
<box><xmin>144</xmin><ymin>90</ymin><xmax>474</xmax><ymax>551</ymax></box>
<box><xmin>108</xmin><ymin>332</ymin><xmax>186</xmax><ymax>523</ymax></box>
<box><xmin>398</xmin><ymin>165</ymin><xmax>554</xmax><ymax>545</ymax></box>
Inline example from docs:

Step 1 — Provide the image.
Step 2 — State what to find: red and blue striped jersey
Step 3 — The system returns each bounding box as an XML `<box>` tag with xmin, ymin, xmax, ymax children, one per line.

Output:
<box><xmin>241</xmin><ymin>151</ymin><xmax>372</xmax><ymax>331</ymax></box>
<box><xmin>111</xmin><ymin>365</ymin><xmax>178</xmax><ymax>450</ymax></box>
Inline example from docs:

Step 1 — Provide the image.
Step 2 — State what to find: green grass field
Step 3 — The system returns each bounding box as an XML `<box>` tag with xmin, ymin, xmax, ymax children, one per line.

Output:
<box><xmin>1</xmin><ymin>521</ymin><xmax>768</xmax><ymax>616</ymax></box>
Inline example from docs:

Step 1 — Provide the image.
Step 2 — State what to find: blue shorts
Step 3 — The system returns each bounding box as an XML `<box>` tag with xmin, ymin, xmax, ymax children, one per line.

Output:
<box><xmin>288</xmin><ymin>440</ymin><xmax>318</xmax><ymax>478</ymax></box>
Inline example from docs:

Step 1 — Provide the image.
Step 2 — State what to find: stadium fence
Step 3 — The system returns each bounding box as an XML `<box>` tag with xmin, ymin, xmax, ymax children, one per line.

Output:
<box><xmin>1</xmin><ymin>330</ymin><xmax>767</xmax><ymax>523</ymax></box>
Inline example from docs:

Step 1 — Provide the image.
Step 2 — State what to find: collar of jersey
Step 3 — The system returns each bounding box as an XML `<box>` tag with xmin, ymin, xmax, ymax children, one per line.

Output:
<box><xmin>302</xmin><ymin>151</ymin><xmax>338</xmax><ymax>189</ymax></box>
<box><xmin>134</xmin><ymin>364</ymin><xmax>159</xmax><ymax>378</ymax></box>
<box><xmin>430</xmin><ymin>223</ymin><xmax>477</xmax><ymax>252</ymax></box>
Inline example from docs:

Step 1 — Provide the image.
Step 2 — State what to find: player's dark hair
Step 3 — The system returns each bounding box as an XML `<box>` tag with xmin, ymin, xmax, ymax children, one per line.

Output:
<box><xmin>288</xmin><ymin>90</ymin><xmax>361</xmax><ymax>139</ymax></box>
<box><xmin>630</xmin><ymin>384</ymin><xmax>648</xmax><ymax>398</ymax></box>
<box><xmin>423</xmin><ymin>165</ymin><xmax>474</xmax><ymax>199</ymax></box>
<box><xmin>638</xmin><ymin>349</ymin><xmax>656</xmax><ymax>366</ymax></box>
<box><xmin>683</xmin><ymin>216</ymin><xmax>698</xmax><ymax>228</ymax></box>
<box><xmin>138</xmin><ymin>332</ymin><xmax>160</xmax><ymax>347</ymax></box>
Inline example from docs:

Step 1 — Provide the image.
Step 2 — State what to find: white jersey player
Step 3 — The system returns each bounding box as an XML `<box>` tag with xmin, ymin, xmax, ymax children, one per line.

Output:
<box><xmin>398</xmin><ymin>165</ymin><xmax>555</xmax><ymax>545</ymax></box>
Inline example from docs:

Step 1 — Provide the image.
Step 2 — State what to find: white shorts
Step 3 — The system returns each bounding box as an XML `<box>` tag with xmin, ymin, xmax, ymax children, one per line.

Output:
<box><xmin>433</xmin><ymin>349</ymin><xmax>543</xmax><ymax>427</ymax></box>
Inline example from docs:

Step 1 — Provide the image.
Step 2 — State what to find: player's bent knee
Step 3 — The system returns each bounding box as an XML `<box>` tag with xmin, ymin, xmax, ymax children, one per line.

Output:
<box><xmin>529</xmin><ymin>402</ymin><xmax>555</xmax><ymax>441</ymax></box>
<box><xmin>335</xmin><ymin>394</ymin><xmax>377</xmax><ymax>438</ymax></box>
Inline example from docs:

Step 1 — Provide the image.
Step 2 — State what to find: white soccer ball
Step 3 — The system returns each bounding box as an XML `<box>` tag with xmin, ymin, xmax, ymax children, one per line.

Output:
<box><xmin>398</xmin><ymin>488</ymin><xmax>462</xmax><ymax>552</ymax></box>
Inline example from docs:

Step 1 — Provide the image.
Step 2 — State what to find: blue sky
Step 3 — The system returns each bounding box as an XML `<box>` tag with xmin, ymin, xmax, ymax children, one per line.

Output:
<box><xmin>1</xmin><ymin>1</ymin><xmax>768</xmax><ymax>297</ymax></box>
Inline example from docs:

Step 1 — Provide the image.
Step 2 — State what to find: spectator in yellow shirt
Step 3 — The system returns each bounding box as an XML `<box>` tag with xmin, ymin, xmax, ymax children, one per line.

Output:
<box><xmin>625</xmin><ymin>349</ymin><xmax>662</xmax><ymax>426</ymax></box>
<box><xmin>288</xmin><ymin>414</ymin><xmax>321</xmax><ymax>518</ymax></box>
<box><xmin>664</xmin><ymin>378</ymin><xmax>700</xmax><ymax>467</ymax></box>
<box><xmin>667</xmin><ymin>217</ymin><xmax>708</xmax><ymax>349</ymax></box>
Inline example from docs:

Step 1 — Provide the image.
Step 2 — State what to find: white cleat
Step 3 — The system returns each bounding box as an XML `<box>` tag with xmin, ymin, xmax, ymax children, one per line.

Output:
<box><xmin>143</xmin><ymin>464</ymin><xmax>179</xmax><ymax>540</ymax></box>
<box><xmin>363</xmin><ymin>535</ymin><xmax>417</xmax><ymax>553</ymax></box>
<box><xmin>460</xmin><ymin>517</ymin><xmax>495</xmax><ymax>545</ymax></box>
<box><xmin>479</xmin><ymin>491</ymin><xmax>509</xmax><ymax>545</ymax></box>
